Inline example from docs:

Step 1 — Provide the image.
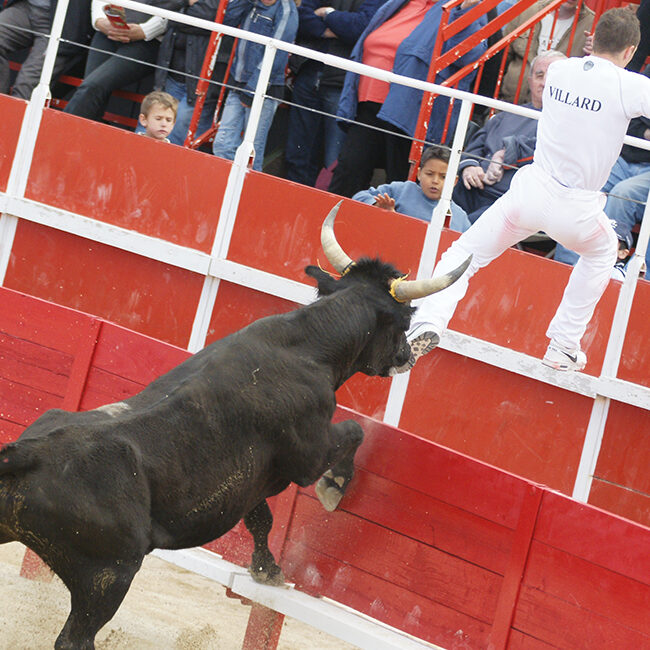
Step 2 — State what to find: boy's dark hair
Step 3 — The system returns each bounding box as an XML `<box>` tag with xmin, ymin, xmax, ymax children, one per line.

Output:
<box><xmin>141</xmin><ymin>91</ymin><xmax>179</xmax><ymax>119</ymax></box>
<box><xmin>593</xmin><ymin>8</ymin><xmax>640</xmax><ymax>55</ymax></box>
<box><xmin>420</xmin><ymin>145</ymin><xmax>450</xmax><ymax>167</ymax></box>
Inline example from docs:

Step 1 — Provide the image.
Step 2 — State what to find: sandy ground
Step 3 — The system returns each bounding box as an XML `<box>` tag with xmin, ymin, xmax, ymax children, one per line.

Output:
<box><xmin>0</xmin><ymin>542</ymin><xmax>356</xmax><ymax>650</ymax></box>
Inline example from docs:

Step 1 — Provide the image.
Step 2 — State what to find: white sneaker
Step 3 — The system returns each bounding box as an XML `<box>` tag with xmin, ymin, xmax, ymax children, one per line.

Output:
<box><xmin>390</xmin><ymin>324</ymin><xmax>440</xmax><ymax>375</ymax></box>
<box><xmin>542</xmin><ymin>342</ymin><xmax>587</xmax><ymax>371</ymax></box>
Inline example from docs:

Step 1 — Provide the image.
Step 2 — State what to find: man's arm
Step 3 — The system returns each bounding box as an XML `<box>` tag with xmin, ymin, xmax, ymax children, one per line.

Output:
<box><xmin>320</xmin><ymin>0</ymin><xmax>384</xmax><ymax>45</ymax></box>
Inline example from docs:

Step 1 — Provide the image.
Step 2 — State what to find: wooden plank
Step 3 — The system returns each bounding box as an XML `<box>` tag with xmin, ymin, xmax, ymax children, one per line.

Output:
<box><xmin>507</xmin><ymin>629</ymin><xmax>557</xmax><ymax>650</ymax></box>
<box><xmin>487</xmin><ymin>484</ymin><xmax>542</xmax><ymax>650</ymax></box>
<box><xmin>285</xmin><ymin>493</ymin><xmax>501</xmax><ymax>624</ymax></box>
<box><xmin>78</xmin><ymin>367</ymin><xmax>145</xmax><ymax>411</ymax></box>
<box><xmin>337</xmin><ymin>407</ymin><xmax>527</xmax><ymax>529</ymax></box>
<box><xmin>588</xmin><ymin>478</ymin><xmax>650</xmax><ymax>529</ymax></box>
<box><xmin>0</xmin><ymin>377</ymin><xmax>62</xmax><ymax>428</ymax></box>
<box><xmin>534</xmin><ymin>491</ymin><xmax>650</xmax><ymax>582</ymax></box>
<box><xmin>512</xmin><ymin>583</ymin><xmax>650</xmax><ymax>648</ymax></box>
<box><xmin>0</xmin><ymin>331</ymin><xmax>71</xmax><ymax>396</ymax></box>
<box><xmin>522</xmin><ymin>541</ymin><xmax>650</xmax><ymax>636</ymax></box>
<box><xmin>62</xmin><ymin>319</ymin><xmax>102</xmax><ymax>412</ymax></box>
<box><xmin>0</xmin><ymin>287</ymin><xmax>89</xmax><ymax>354</ymax></box>
<box><xmin>92</xmin><ymin>322</ymin><xmax>189</xmax><ymax>385</ymax></box>
<box><xmin>303</xmin><ymin>468</ymin><xmax>513</xmax><ymax>575</ymax></box>
<box><xmin>0</xmin><ymin>418</ymin><xmax>25</xmax><ymax>444</ymax></box>
<box><xmin>595</xmin><ymin>400</ymin><xmax>650</xmax><ymax>495</ymax></box>
<box><xmin>282</xmin><ymin>538</ymin><xmax>491</xmax><ymax>649</ymax></box>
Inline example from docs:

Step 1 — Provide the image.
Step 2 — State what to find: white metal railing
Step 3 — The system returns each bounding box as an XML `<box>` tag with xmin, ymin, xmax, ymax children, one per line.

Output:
<box><xmin>0</xmin><ymin>0</ymin><xmax>648</xmax><ymax>514</ymax></box>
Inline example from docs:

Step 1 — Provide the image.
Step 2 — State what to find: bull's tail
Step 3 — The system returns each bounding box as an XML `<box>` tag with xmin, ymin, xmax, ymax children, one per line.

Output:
<box><xmin>0</xmin><ymin>441</ymin><xmax>39</xmax><ymax>476</ymax></box>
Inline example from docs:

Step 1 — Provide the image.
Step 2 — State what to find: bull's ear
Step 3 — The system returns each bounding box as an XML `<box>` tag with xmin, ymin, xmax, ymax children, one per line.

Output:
<box><xmin>305</xmin><ymin>265</ymin><xmax>338</xmax><ymax>295</ymax></box>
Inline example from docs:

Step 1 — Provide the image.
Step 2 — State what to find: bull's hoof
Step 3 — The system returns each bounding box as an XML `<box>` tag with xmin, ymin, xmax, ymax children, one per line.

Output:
<box><xmin>315</xmin><ymin>470</ymin><xmax>345</xmax><ymax>512</ymax></box>
<box><xmin>248</xmin><ymin>562</ymin><xmax>285</xmax><ymax>587</ymax></box>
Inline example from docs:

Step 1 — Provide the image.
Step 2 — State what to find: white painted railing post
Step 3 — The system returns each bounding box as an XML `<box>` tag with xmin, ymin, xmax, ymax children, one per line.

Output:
<box><xmin>383</xmin><ymin>99</ymin><xmax>472</xmax><ymax>428</ymax></box>
<box><xmin>0</xmin><ymin>0</ymin><xmax>70</xmax><ymax>285</ymax></box>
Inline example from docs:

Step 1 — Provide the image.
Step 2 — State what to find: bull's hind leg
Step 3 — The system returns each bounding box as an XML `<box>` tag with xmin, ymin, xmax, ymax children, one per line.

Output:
<box><xmin>54</xmin><ymin>556</ymin><xmax>143</xmax><ymax>650</ymax></box>
<box><xmin>316</xmin><ymin>420</ymin><xmax>364</xmax><ymax>512</ymax></box>
<box><xmin>244</xmin><ymin>500</ymin><xmax>284</xmax><ymax>586</ymax></box>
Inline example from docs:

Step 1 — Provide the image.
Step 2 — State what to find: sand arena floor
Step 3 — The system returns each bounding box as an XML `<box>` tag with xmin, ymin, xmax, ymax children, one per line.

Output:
<box><xmin>0</xmin><ymin>542</ymin><xmax>356</xmax><ymax>649</ymax></box>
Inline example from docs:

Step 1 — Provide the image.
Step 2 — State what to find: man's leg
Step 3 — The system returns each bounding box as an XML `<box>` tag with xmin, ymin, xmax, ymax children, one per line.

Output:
<box><xmin>250</xmin><ymin>96</ymin><xmax>279</xmax><ymax>172</ymax></box>
<box><xmin>284</xmin><ymin>67</ymin><xmax>322</xmax><ymax>185</ymax></box>
<box><xmin>65</xmin><ymin>36</ymin><xmax>158</xmax><ymax>120</ymax></box>
<box><xmin>320</xmin><ymin>84</ymin><xmax>344</xmax><ymax>170</ymax></box>
<box><xmin>212</xmin><ymin>92</ymin><xmax>247</xmax><ymax>162</ymax></box>
<box><xmin>545</xmin><ymin>203</ymin><xmax>618</xmax><ymax>357</ymax></box>
<box><xmin>328</xmin><ymin>103</ymin><xmax>384</xmax><ymax>198</ymax></box>
<box><xmin>0</xmin><ymin>1</ymin><xmax>35</xmax><ymax>95</ymax></box>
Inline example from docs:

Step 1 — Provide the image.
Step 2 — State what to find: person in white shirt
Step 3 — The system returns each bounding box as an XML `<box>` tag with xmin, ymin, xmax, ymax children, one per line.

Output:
<box><xmin>396</xmin><ymin>8</ymin><xmax>650</xmax><ymax>374</ymax></box>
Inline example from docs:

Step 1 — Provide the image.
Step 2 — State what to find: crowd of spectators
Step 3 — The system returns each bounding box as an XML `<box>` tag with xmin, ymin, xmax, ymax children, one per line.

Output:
<box><xmin>1</xmin><ymin>0</ymin><xmax>649</xmax><ymax>268</ymax></box>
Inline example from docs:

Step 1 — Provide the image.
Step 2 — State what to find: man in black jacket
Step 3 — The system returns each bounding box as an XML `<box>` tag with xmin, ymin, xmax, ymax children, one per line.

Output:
<box><xmin>283</xmin><ymin>0</ymin><xmax>382</xmax><ymax>186</ymax></box>
<box><xmin>0</xmin><ymin>0</ymin><xmax>92</xmax><ymax>99</ymax></box>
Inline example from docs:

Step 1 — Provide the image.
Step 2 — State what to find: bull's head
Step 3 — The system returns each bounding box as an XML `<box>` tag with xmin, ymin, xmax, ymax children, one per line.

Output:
<box><xmin>321</xmin><ymin>201</ymin><xmax>471</xmax><ymax>301</ymax></box>
<box><xmin>305</xmin><ymin>202</ymin><xmax>470</xmax><ymax>378</ymax></box>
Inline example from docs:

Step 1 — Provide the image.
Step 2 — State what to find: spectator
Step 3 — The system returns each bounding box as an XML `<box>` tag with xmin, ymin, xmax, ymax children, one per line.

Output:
<box><xmin>0</xmin><ymin>0</ymin><xmax>92</xmax><ymax>99</ymax></box>
<box><xmin>394</xmin><ymin>8</ymin><xmax>649</xmax><ymax>374</ymax></box>
<box><xmin>501</xmin><ymin>0</ymin><xmax>593</xmax><ymax>105</ymax></box>
<box><xmin>351</xmin><ymin>144</ymin><xmax>471</xmax><ymax>232</ymax></box>
<box><xmin>453</xmin><ymin>50</ymin><xmax>564</xmax><ymax>224</ymax></box>
<box><xmin>64</xmin><ymin>1</ymin><xmax>182</xmax><ymax>121</ymax></box>
<box><xmin>212</xmin><ymin>0</ymin><xmax>298</xmax><ymax>171</ymax></box>
<box><xmin>138</xmin><ymin>89</ymin><xmax>177</xmax><ymax>141</ymax></box>
<box><xmin>628</xmin><ymin>0</ymin><xmax>650</xmax><ymax>72</ymax></box>
<box><xmin>154</xmin><ymin>0</ymin><xmax>226</xmax><ymax>146</ymax></box>
<box><xmin>283</xmin><ymin>0</ymin><xmax>382</xmax><ymax>187</ymax></box>
<box><xmin>327</xmin><ymin>0</ymin><xmax>487</xmax><ymax>199</ymax></box>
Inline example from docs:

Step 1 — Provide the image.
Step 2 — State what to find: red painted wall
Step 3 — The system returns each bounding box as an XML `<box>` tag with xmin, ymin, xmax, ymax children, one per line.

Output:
<box><xmin>2</xmin><ymin>105</ymin><xmax>649</xmax><ymax>528</ymax></box>
<box><xmin>0</xmin><ymin>287</ymin><xmax>648</xmax><ymax>650</ymax></box>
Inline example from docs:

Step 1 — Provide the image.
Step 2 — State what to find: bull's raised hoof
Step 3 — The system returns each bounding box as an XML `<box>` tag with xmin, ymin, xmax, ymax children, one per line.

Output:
<box><xmin>315</xmin><ymin>470</ymin><xmax>347</xmax><ymax>512</ymax></box>
<box><xmin>248</xmin><ymin>551</ymin><xmax>285</xmax><ymax>586</ymax></box>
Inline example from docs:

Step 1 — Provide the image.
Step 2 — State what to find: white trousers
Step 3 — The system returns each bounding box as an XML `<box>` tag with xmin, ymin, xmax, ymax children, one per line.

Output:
<box><xmin>413</xmin><ymin>163</ymin><xmax>618</xmax><ymax>350</ymax></box>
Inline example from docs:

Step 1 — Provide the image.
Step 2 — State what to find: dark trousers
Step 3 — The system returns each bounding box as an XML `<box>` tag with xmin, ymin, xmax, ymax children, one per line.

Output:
<box><xmin>328</xmin><ymin>102</ymin><xmax>411</xmax><ymax>198</ymax></box>
<box><xmin>452</xmin><ymin>179</ymin><xmax>505</xmax><ymax>224</ymax></box>
<box><xmin>284</xmin><ymin>65</ymin><xmax>344</xmax><ymax>187</ymax></box>
<box><xmin>64</xmin><ymin>32</ymin><xmax>159</xmax><ymax>121</ymax></box>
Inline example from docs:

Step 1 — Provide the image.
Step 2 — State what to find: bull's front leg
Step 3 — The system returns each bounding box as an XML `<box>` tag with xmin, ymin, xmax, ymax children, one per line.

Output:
<box><xmin>244</xmin><ymin>500</ymin><xmax>285</xmax><ymax>586</ymax></box>
<box><xmin>315</xmin><ymin>420</ymin><xmax>363</xmax><ymax>513</ymax></box>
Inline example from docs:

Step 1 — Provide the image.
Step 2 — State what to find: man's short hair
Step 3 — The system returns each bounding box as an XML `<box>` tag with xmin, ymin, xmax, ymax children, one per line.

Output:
<box><xmin>421</xmin><ymin>145</ymin><xmax>450</xmax><ymax>167</ymax></box>
<box><xmin>593</xmin><ymin>8</ymin><xmax>641</xmax><ymax>55</ymax></box>
<box><xmin>529</xmin><ymin>49</ymin><xmax>566</xmax><ymax>75</ymax></box>
<box><xmin>140</xmin><ymin>91</ymin><xmax>179</xmax><ymax>119</ymax></box>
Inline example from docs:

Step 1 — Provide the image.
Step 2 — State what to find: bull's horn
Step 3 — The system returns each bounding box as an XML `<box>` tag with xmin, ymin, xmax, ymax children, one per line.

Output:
<box><xmin>321</xmin><ymin>200</ymin><xmax>354</xmax><ymax>274</ymax></box>
<box><xmin>392</xmin><ymin>255</ymin><xmax>472</xmax><ymax>301</ymax></box>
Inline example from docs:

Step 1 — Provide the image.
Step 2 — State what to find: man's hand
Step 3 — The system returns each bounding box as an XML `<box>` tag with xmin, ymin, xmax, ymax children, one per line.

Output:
<box><xmin>583</xmin><ymin>31</ymin><xmax>593</xmax><ymax>56</ymax></box>
<box><xmin>314</xmin><ymin>6</ymin><xmax>333</xmax><ymax>16</ymax></box>
<box><xmin>462</xmin><ymin>165</ymin><xmax>486</xmax><ymax>190</ymax></box>
<box><xmin>460</xmin><ymin>0</ymin><xmax>480</xmax><ymax>9</ymax></box>
<box><xmin>373</xmin><ymin>193</ymin><xmax>396</xmax><ymax>211</ymax></box>
<box><xmin>484</xmin><ymin>149</ymin><xmax>505</xmax><ymax>185</ymax></box>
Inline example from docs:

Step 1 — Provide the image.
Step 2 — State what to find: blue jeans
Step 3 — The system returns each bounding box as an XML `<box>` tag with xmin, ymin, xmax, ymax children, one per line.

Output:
<box><xmin>605</xmin><ymin>169</ymin><xmax>650</xmax><ymax>279</ymax></box>
<box><xmin>64</xmin><ymin>32</ymin><xmax>159</xmax><ymax>120</ymax></box>
<box><xmin>164</xmin><ymin>76</ymin><xmax>217</xmax><ymax>146</ymax></box>
<box><xmin>212</xmin><ymin>91</ymin><xmax>278</xmax><ymax>172</ymax></box>
<box><xmin>554</xmin><ymin>157</ymin><xmax>650</xmax><ymax>267</ymax></box>
<box><xmin>284</xmin><ymin>66</ymin><xmax>344</xmax><ymax>186</ymax></box>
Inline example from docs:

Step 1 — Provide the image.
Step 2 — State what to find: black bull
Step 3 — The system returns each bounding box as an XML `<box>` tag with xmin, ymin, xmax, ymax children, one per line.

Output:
<box><xmin>0</xmin><ymin>204</ymin><xmax>469</xmax><ymax>649</ymax></box>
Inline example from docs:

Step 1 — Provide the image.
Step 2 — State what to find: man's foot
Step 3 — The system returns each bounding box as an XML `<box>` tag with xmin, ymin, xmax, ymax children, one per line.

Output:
<box><xmin>390</xmin><ymin>324</ymin><xmax>440</xmax><ymax>375</ymax></box>
<box><xmin>542</xmin><ymin>342</ymin><xmax>587</xmax><ymax>371</ymax></box>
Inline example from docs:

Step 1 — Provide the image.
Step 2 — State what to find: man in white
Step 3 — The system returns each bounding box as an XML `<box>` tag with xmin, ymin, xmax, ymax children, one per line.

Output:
<box><xmin>399</xmin><ymin>8</ymin><xmax>650</xmax><ymax>373</ymax></box>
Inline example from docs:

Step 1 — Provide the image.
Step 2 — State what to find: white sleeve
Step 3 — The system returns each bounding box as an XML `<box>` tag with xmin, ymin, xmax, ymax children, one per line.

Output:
<box><xmin>622</xmin><ymin>71</ymin><xmax>650</xmax><ymax>120</ymax></box>
<box><xmin>140</xmin><ymin>16</ymin><xmax>168</xmax><ymax>40</ymax></box>
<box><xmin>91</xmin><ymin>0</ymin><xmax>106</xmax><ymax>30</ymax></box>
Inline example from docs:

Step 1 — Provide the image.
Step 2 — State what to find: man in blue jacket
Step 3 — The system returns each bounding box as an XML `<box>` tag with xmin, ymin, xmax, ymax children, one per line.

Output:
<box><xmin>328</xmin><ymin>0</ymin><xmax>486</xmax><ymax>198</ymax></box>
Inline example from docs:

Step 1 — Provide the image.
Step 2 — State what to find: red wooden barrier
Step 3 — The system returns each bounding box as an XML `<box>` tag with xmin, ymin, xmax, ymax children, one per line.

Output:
<box><xmin>2</xmin><ymin>100</ymin><xmax>648</xmax><ymax>529</ymax></box>
<box><xmin>0</xmin><ymin>287</ymin><xmax>648</xmax><ymax>649</ymax></box>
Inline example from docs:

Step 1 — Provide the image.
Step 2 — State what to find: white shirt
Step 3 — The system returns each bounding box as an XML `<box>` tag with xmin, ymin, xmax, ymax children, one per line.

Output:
<box><xmin>537</xmin><ymin>14</ymin><xmax>573</xmax><ymax>55</ymax></box>
<box><xmin>534</xmin><ymin>55</ymin><xmax>650</xmax><ymax>191</ymax></box>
